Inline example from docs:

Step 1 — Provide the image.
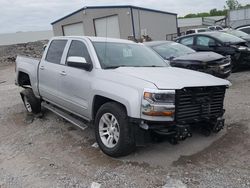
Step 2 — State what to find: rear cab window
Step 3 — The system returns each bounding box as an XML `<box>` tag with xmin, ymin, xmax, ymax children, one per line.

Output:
<box><xmin>45</xmin><ymin>40</ymin><xmax>67</xmax><ymax>64</ymax></box>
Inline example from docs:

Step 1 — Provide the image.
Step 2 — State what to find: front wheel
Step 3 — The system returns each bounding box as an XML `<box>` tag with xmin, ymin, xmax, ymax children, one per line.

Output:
<box><xmin>94</xmin><ymin>102</ymin><xmax>135</xmax><ymax>157</ymax></box>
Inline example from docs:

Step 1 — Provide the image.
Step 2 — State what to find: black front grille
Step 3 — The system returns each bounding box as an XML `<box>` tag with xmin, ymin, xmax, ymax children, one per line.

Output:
<box><xmin>175</xmin><ymin>86</ymin><xmax>226</xmax><ymax>123</ymax></box>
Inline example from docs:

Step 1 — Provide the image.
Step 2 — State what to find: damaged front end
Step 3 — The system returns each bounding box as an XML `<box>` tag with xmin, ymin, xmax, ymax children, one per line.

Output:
<box><xmin>171</xmin><ymin>55</ymin><xmax>232</xmax><ymax>78</ymax></box>
<box><xmin>205</xmin><ymin>56</ymin><xmax>232</xmax><ymax>78</ymax></box>
<box><xmin>134</xmin><ymin>86</ymin><xmax>227</xmax><ymax>145</ymax></box>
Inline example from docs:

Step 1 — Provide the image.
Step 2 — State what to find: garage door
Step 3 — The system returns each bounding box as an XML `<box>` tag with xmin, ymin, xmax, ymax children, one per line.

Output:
<box><xmin>94</xmin><ymin>15</ymin><xmax>120</xmax><ymax>38</ymax></box>
<box><xmin>63</xmin><ymin>23</ymin><xmax>85</xmax><ymax>36</ymax></box>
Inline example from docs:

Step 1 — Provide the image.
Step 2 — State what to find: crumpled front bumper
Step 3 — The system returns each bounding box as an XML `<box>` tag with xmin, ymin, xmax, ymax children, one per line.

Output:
<box><xmin>206</xmin><ymin>57</ymin><xmax>232</xmax><ymax>78</ymax></box>
<box><xmin>206</xmin><ymin>63</ymin><xmax>231</xmax><ymax>78</ymax></box>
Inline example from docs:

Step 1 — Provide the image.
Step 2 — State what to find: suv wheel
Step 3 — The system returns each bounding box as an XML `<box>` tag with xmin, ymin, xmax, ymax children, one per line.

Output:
<box><xmin>21</xmin><ymin>88</ymin><xmax>41</xmax><ymax>114</ymax></box>
<box><xmin>94</xmin><ymin>102</ymin><xmax>135</xmax><ymax>157</ymax></box>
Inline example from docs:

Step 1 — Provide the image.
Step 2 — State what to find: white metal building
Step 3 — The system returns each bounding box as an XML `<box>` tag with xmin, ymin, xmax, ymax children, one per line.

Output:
<box><xmin>51</xmin><ymin>5</ymin><xmax>178</xmax><ymax>41</ymax></box>
<box><xmin>228</xmin><ymin>7</ymin><xmax>250</xmax><ymax>28</ymax></box>
<box><xmin>178</xmin><ymin>16</ymin><xmax>226</xmax><ymax>34</ymax></box>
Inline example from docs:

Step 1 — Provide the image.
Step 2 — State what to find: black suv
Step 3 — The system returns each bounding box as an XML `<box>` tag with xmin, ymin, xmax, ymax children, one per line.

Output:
<box><xmin>175</xmin><ymin>32</ymin><xmax>250</xmax><ymax>71</ymax></box>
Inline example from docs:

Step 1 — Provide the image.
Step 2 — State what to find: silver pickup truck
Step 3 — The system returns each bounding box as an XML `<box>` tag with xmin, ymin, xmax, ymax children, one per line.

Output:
<box><xmin>15</xmin><ymin>36</ymin><xmax>230</xmax><ymax>157</ymax></box>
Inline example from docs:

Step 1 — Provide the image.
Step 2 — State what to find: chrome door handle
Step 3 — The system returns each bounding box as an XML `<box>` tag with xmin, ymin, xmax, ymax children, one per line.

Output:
<box><xmin>60</xmin><ymin>71</ymin><xmax>67</xmax><ymax>76</ymax></box>
<box><xmin>40</xmin><ymin>66</ymin><xmax>45</xmax><ymax>70</ymax></box>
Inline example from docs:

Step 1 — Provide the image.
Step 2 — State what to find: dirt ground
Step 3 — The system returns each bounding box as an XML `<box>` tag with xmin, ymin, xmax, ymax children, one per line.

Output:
<box><xmin>0</xmin><ymin>63</ymin><xmax>249</xmax><ymax>188</ymax></box>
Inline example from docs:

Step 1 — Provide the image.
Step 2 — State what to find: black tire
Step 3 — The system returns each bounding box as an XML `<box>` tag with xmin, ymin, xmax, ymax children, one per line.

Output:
<box><xmin>231</xmin><ymin>65</ymin><xmax>239</xmax><ymax>73</ymax></box>
<box><xmin>220</xmin><ymin>72</ymin><xmax>231</xmax><ymax>79</ymax></box>
<box><xmin>231</xmin><ymin>60</ymin><xmax>239</xmax><ymax>73</ymax></box>
<box><xmin>94</xmin><ymin>102</ymin><xmax>136</xmax><ymax>157</ymax></box>
<box><xmin>20</xmin><ymin>88</ymin><xmax>41</xmax><ymax>114</ymax></box>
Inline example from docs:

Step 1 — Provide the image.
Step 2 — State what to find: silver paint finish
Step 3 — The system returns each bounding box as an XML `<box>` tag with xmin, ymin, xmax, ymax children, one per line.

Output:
<box><xmin>16</xmin><ymin>36</ymin><xmax>230</xmax><ymax>123</ymax></box>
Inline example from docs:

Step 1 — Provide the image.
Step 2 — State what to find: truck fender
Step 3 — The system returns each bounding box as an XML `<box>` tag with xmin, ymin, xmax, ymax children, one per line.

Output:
<box><xmin>91</xmin><ymin>85</ymin><xmax>142</xmax><ymax>119</ymax></box>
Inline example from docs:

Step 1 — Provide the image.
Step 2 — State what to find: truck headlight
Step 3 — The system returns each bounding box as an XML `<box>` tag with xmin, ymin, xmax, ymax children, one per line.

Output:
<box><xmin>144</xmin><ymin>92</ymin><xmax>175</xmax><ymax>103</ymax></box>
<box><xmin>141</xmin><ymin>89</ymin><xmax>175</xmax><ymax>117</ymax></box>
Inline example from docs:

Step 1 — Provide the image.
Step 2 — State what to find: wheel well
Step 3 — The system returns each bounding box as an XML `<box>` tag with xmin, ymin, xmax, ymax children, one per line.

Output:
<box><xmin>18</xmin><ymin>72</ymin><xmax>31</xmax><ymax>86</ymax></box>
<box><xmin>92</xmin><ymin>95</ymin><xmax>127</xmax><ymax>120</ymax></box>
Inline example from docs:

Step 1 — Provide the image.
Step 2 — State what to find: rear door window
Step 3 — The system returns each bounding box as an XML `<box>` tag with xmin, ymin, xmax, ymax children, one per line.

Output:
<box><xmin>46</xmin><ymin>40</ymin><xmax>67</xmax><ymax>64</ymax></box>
<box><xmin>180</xmin><ymin>37</ymin><xmax>194</xmax><ymax>46</ymax></box>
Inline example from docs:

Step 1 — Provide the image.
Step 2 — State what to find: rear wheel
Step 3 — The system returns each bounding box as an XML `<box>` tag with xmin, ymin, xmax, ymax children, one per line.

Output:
<box><xmin>21</xmin><ymin>88</ymin><xmax>41</xmax><ymax>114</ymax></box>
<box><xmin>94</xmin><ymin>102</ymin><xmax>136</xmax><ymax>157</ymax></box>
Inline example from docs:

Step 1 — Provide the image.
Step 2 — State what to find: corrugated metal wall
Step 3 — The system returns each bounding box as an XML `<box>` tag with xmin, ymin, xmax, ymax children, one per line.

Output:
<box><xmin>132</xmin><ymin>8</ymin><xmax>177</xmax><ymax>40</ymax></box>
<box><xmin>52</xmin><ymin>7</ymin><xmax>133</xmax><ymax>39</ymax></box>
<box><xmin>52</xmin><ymin>7</ymin><xmax>177</xmax><ymax>41</ymax></box>
<box><xmin>229</xmin><ymin>8</ymin><xmax>250</xmax><ymax>28</ymax></box>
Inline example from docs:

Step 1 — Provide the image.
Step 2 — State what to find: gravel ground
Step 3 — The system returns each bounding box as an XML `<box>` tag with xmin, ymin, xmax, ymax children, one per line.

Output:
<box><xmin>0</xmin><ymin>43</ymin><xmax>249</xmax><ymax>187</ymax></box>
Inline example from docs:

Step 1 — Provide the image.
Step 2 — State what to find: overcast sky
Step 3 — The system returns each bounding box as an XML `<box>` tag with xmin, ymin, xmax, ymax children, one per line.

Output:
<box><xmin>0</xmin><ymin>0</ymin><xmax>249</xmax><ymax>34</ymax></box>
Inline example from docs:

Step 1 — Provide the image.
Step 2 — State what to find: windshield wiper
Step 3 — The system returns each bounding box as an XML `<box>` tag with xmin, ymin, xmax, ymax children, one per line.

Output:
<box><xmin>105</xmin><ymin>65</ymin><xmax>165</xmax><ymax>69</ymax></box>
<box><xmin>104</xmin><ymin>65</ymin><xmax>127</xmax><ymax>69</ymax></box>
<box><xmin>142</xmin><ymin>65</ymin><xmax>165</xmax><ymax>67</ymax></box>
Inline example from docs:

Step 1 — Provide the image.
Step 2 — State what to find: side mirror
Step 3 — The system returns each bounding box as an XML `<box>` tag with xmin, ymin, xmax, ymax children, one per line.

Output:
<box><xmin>43</xmin><ymin>44</ymin><xmax>47</xmax><ymax>51</ymax></box>
<box><xmin>167</xmin><ymin>56</ymin><xmax>175</xmax><ymax>61</ymax></box>
<box><xmin>67</xmin><ymin>56</ymin><xmax>92</xmax><ymax>71</ymax></box>
<box><xmin>224</xmin><ymin>42</ymin><xmax>231</xmax><ymax>47</ymax></box>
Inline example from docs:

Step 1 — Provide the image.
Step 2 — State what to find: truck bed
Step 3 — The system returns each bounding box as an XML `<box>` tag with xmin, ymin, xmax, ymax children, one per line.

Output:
<box><xmin>15</xmin><ymin>55</ymin><xmax>40</xmax><ymax>97</ymax></box>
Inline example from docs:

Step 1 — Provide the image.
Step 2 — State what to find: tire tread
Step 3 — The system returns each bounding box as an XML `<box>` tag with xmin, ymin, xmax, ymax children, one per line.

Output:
<box><xmin>94</xmin><ymin>102</ymin><xmax>136</xmax><ymax>157</ymax></box>
<box><xmin>21</xmin><ymin>88</ymin><xmax>41</xmax><ymax>114</ymax></box>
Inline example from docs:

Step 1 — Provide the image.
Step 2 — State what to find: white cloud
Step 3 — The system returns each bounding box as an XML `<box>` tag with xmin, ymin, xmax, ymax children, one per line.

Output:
<box><xmin>0</xmin><ymin>0</ymin><xmax>249</xmax><ymax>33</ymax></box>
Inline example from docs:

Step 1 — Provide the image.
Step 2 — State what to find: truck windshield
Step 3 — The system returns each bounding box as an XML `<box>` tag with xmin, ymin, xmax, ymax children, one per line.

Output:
<box><xmin>92</xmin><ymin>42</ymin><xmax>168</xmax><ymax>69</ymax></box>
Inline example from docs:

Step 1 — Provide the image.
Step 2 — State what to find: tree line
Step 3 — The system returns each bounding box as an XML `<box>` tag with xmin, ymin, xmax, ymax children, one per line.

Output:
<box><xmin>179</xmin><ymin>0</ymin><xmax>250</xmax><ymax>18</ymax></box>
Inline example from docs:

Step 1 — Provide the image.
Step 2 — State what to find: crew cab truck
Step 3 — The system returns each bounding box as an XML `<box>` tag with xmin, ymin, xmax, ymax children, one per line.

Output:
<box><xmin>15</xmin><ymin>36</ymin><xmax>230</xmax><ymax>157</ymax></box>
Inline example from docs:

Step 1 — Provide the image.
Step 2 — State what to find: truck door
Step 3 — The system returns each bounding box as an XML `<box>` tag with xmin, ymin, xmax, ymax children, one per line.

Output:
<box><xmin>38</xmin><ymin>39</ymin><xmax>68</xmax><ymax>105</ymax></box>
<box><xmin>195</xmin><ymin>36</ymin><xmax>234</xmax><ymax>56</ymax></box>
<box><xmin>57</xmin><ymin>40</ymin><xmax>93</xmax><ymax>119</ymax></box>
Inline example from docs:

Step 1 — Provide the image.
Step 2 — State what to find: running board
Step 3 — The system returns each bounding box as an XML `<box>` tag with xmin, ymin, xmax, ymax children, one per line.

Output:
<box><xmin>42</xmin><ymin>102</ymin><xmax>88</xmax><ymax>131</ymax></box>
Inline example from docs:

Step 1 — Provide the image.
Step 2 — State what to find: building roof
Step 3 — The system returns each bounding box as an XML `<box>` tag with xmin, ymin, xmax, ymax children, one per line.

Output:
<box><xmin>51</xmin><ymin>5</ymin><xmax>177</xmax><ymax>25</ymax></box>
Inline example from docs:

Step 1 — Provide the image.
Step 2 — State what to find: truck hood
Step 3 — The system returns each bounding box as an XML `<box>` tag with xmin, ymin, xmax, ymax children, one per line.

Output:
<box><xmin>114</xmin><ymin>67</ymin><xmax>231</xmax><ymax>90</ymax></box>
<box><xmin>173</xmin><ymin>52</ymin><xmax>223</xmax><ymax>62</ymax></box>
